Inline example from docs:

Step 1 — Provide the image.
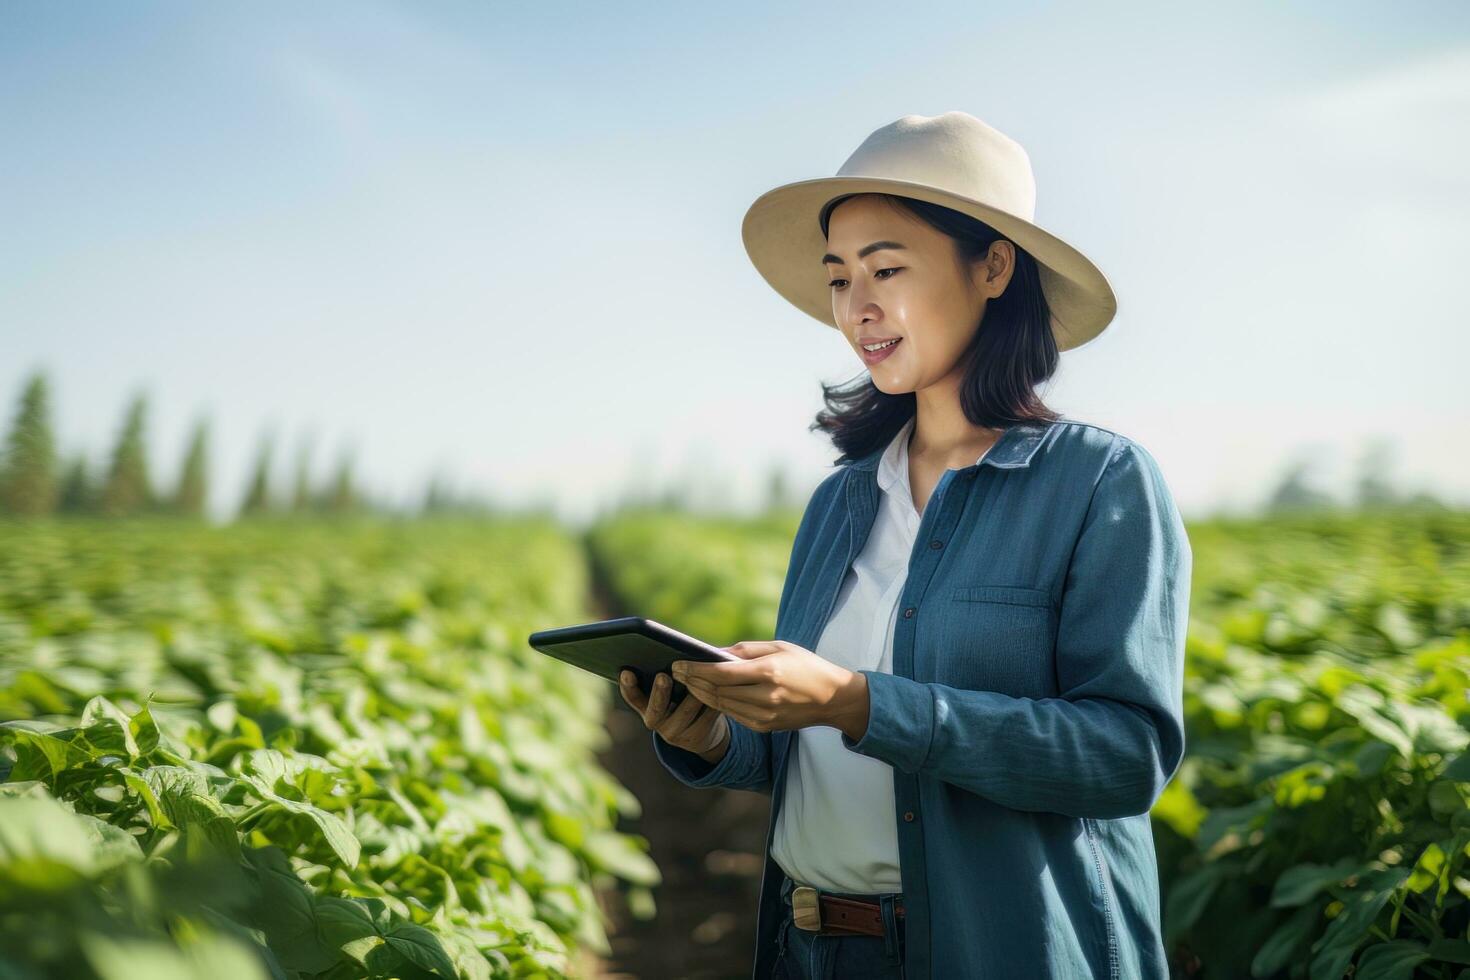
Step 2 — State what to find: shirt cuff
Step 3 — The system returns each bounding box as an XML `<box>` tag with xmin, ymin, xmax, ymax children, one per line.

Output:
<box><xmin>839</xmin><ymin>669</ymin><xmax>934</xmax><ymax>773</ymax></box>
<box><xmin>652</xmin><ymin>727</ymin><xmax>742</xmax><ymax>788</ymax></box>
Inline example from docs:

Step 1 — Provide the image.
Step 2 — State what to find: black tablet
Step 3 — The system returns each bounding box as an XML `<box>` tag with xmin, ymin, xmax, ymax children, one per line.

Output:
<box><xmin>527</xmin><ymin>616</ymin><xmax>740</xmax><ymax>707</ymax></box>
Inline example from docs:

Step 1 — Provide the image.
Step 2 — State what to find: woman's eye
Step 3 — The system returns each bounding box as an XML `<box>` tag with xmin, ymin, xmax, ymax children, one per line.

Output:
<box><xmin>828</xmin><ymin>268</ymin><xmax>902</xmax><ymax>289</ymax></box>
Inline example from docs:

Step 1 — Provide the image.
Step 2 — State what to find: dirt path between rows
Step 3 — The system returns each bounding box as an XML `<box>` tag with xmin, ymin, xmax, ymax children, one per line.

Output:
<box><xmin>577</xmin><ymin>531</ymin><xmax>772</xmax><ymax>980</ymax></box>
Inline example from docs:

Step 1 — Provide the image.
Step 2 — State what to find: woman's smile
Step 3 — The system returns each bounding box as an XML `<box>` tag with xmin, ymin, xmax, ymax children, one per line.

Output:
<box><xmin>860</xmin><ymin>337</ymin><xmax>903</xmax><ymax>364</ymax></box>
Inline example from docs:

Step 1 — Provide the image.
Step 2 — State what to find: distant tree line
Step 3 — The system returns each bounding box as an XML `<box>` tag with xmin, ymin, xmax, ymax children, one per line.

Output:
<box><xmin>9</xmin><ymin>368</ymin><xmax>1448</xmax><ymax>524</ymax></box>
<box><xmin>0</xmin><ymin>370</ymin><xmax>496</xmax><ymax>522</ymax></box>
<box><xmin>1263</xmin><ymin>440</ymin><xmax>1451</xmax><ymax>515</ymax></box>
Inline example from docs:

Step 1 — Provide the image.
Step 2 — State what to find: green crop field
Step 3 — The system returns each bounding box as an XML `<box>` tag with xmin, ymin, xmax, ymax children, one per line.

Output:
<box><xmin>0</xmin><ymin>518</ymin><xmax>658</xmax><ymax>980</ymax></box>
<box><xmin>589</xmin><ymin>508</ymin><xmax>1470</xmax><ymax>979</ymax></box>
<box><xmin>3</xmin><ymin>508</ymin><xmax>1468</xmax><ymax>979</ymax></box>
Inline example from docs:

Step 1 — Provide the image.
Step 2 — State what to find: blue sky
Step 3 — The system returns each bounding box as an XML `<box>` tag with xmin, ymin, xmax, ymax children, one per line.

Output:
<box><xmin>3</xmin><ymin>0</ymin><xmax>1468</xmax><ymax>525</ymax></box>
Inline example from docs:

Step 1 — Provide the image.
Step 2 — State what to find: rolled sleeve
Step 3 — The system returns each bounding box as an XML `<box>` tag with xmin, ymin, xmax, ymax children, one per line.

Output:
<box><xmin>653</xmin><ymin>719</ymin><xmax>773</xmax><ymax>794</ymax></box>
<box><xmin>839</xmin><ymin>669</ymin><xmax>934</xmax><ymax>774</ymax></box>
<box><xmin>648</xmin><ymin>471</ymin><xmax>841</xmax><ymax>797</ymax></box>
<box><xmin>841</xmin><ymin>441</ymin><xmax>1192</xmax><ymax>819</ymax></box>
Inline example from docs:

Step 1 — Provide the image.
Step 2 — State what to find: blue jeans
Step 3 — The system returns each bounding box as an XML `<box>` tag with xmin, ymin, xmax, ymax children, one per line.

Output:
<box><xmin>771</xmin><ymin>874</ymin><xmax>906</xmax><ymax>979</ymax></box>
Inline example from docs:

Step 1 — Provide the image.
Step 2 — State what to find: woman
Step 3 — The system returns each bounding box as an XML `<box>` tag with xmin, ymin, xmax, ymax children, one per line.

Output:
<box><xmin>619</xmin><ymin>111</ymin><xmax>1191</xmax><ymax>980</ymax></box>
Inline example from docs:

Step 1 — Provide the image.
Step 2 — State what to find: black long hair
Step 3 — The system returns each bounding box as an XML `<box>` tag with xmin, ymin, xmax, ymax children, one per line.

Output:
<box><xmin>811</xmin><ymin>193</ymin><xmax>1062</xmax><ymax>466</ymax></box>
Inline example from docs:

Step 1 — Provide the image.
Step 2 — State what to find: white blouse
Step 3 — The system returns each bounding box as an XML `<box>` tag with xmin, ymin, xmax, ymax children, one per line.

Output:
<box><xmin>770</xmin><ymin>414</ymin><xmax>991</xmax><ymax>894</ymax></box>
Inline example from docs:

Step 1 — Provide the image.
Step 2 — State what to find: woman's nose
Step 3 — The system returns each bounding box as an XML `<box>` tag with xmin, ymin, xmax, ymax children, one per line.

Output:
<box><xmin>846</xmin><ymin>297</ymin><xmax>880</xmax><ymax>332</ymax></box>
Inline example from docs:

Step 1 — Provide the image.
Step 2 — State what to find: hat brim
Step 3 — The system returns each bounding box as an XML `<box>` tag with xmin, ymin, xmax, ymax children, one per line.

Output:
<box><xmin>741</xmin><ymin>176</ymin><xmax>1117</xmax><ymax>353</ymax></box>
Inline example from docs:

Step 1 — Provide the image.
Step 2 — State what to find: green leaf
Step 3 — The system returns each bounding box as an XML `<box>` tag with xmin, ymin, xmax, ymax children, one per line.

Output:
<box><xmin>1311</xmin><ymin>934</ymin><xmax>1358</xmax><ymax>980</ymax></box>
<box><xmin>1444</xmin><ymin>752</ymin><xmax>1470</xmax><ymax>782</ymax></box>
<box><xmin>291</xmin><ymin>803</ymin><xmax>360</xmax><ymax>870</ymax></box>
<box><xmin>239</xmin><ymin>846</ymin><xmax>339</xmax><ymax>974</ymax></box>
<box><xmin>1194</xmin><ymin>797</ymin><xmax>1273</xmax><ymax>853</ymax></box>
<box><xmin>1335</xmin><ymin>687</ymin><xmax>1413</xmax><ymax>759</ymax></box>
<box><xmin>1252</xmin><ymin>903</ymin><xmax>1322</xmax><ymax>978</ymax></box>
<box><xmin>0</xmin><ymin>780</ymin><xmax>50</xmax><ymax>800</ymax></box>
<box><xmin>1165</xmin><ymin>863</ymin><xmax>1228</xmax><ymax>941</ymax></box>
<box><xmin>1354</xmin><ymin>940</ymin><xmax>1431</xmax><ymax>980</ymax></box>
<box><xmin>121</xmin><ymin>770</ymin><xmax>174</xmax><ymax>829</ymax></box>
<box><xmin>142</xmin><ymin>764</ymin><xmax>243</xmax><ymax>863</ymax></box>
<box><xmin>79</xmin><ymin>930</ymin><xmax>272</xmax><ymax>980</ymax></box>
<box><xmin>1430</xmin><ymin>781</ymin><xmax>1465</xmax><ymax>819</ymax></box>
<box><xmin>131</xmin><ymin>700</ymin><xmax>161</xmax><ymax>755</ymax></box>
<box><xmin>81</xmin><ymin>695</ymin><xmax>140</xmax><ymax>759</ymax></box>
<box><xmin>143</xmin><ymin>765</ymin><xmax>213</xmax><ymax>816</ymax></box>
<box><xmin>243</xmin><ymin>748</ymin><xmax>294</xmax><ymax>791</ymax></box>
<box><xmin>1271</xmin><ymin>858</ymin><xmax>1362</xmax><ymax>908</ymax></box>
<box><xmin>1428</xmin><ymin>939</ymin><xmax>1470</xmax><ymax>965</ymax></box>
<box><xmin>316</xmin><ymin>895</ymin><xmax>380</xmax><ymax>957</ymax></box>
<box><xmin>581</xmin><ymin>829</ymin><xmax>660</xmax><ymax>887</ymax></box>
<box><xmin>0</xmin><ymin>793</ymin><xmax>101</xmax><ymax>889</ymax></box>
<box><xmin>240</xmin><ymin>753</ymin><xmax>360</xmax><ymax>869</ymax></box>
<box><xmin>74</xmin><ymin>810</ymin><xmax>145</xmax><ymax>873</ymax></box>
<box><xmin>440</xmin><ymin>930</ymin><xmax>496</xmax><ymax>980</ymax></box>
<box><xmin>1351</xmin><ymin>739</ymin><xmax>1394</xmax><ymax>776</ymax></box>
<box><xmin>1310</xmin><ymin>867</ymin><xmax>1412</xmax><ymax>980</ymax></box>
<box><xmin>384</xmin><ymin>923</ymin><xmax>459</xmax><ymax>979</ymax></box>
<box><xmin>1406</xmin><ymin>841</ymin><xmax>1447</xmax><ymax>895</ymax></box>
<box><xmin>363</xmin><ymin>942</ymin><xmax>406</xmax><ymax>975</ymax></box>
<box><xmin>0</xmin><ymin>724</ymin><xmax>94</xmax><ymax>779</ymax></box>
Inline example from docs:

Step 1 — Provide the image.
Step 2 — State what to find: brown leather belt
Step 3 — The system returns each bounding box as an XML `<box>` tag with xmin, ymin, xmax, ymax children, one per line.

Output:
<box><xmin>791</xmin><ymin>885</ymin><xmax>905</xmax><ymax>938</ymax></box>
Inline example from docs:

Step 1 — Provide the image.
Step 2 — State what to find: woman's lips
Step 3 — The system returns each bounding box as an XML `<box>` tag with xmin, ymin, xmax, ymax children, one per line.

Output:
<box><xmin>861</xmin><ymin>338</ymin><xmax>902</xmax><ymax>364</ymax></box>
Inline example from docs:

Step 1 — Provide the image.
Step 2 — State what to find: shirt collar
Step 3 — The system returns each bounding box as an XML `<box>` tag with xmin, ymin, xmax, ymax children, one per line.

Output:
<box><xmin>876</xmin><ymin>415</ymin><xmax>917</xmax><ymax>495</ymax></box>
<box><xmin>857</xmin><ymin>416</ymin><xmax>1053</xmax><ymax>478</ymax></box>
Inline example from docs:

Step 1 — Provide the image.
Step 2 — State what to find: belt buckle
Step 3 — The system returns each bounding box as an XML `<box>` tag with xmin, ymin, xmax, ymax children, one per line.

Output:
<box><xmin>791</xmin><ymin>885</ymin><xmax>822</xmax><ymax>932</ymax></box>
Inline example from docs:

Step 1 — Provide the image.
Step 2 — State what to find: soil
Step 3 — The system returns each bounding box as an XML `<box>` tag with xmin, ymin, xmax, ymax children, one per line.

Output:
<box><xmin>577</xmin><ymin>532</ymin><xmax>774</xmax><ymax>980</ymax></box>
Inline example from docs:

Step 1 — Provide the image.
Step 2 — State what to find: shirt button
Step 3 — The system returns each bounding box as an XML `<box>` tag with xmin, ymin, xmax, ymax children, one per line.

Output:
<box><xmin>929</xmin><ymin>539</ymin><xmax>943</xmax><ymax>549</ymax></box>
<box><xmin>904</xmin><ymin>811</ymin><xmax>915</xmax><ymax>822</ymax></box>
<box><xmin>903</xmin><ymin>607</ymin><xmax>915</xmax><ymax>619</ymax></box>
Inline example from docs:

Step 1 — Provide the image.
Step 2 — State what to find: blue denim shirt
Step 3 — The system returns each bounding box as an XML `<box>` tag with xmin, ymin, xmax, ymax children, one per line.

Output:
<box><xmin>653</xmin><ymin>419</ymin><xmax>1192</xmax><ymax>979</ymax></box>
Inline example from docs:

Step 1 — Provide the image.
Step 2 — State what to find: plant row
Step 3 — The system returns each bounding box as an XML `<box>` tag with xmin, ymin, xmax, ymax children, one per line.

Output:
<box><xmin>588</xmin><ymin>507</ymin><xmax>1470</xmax><ymax>979</ymax></box>
<box><xmin>0</xmin><ymin>517</ymin><xmax>657</xmax><ymax>980</ymax></box>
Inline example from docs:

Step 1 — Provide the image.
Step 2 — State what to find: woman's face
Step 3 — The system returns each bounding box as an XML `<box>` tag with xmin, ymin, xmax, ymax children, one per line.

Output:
<box><xmin>824</xmin><ymin>194</ymin><xmax>1013</xmax><ymax>394</ymax></box>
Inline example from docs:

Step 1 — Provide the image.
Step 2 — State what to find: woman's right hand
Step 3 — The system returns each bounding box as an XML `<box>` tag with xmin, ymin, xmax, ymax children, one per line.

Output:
<box><xmin>619</xmin><ymin>669</ymin><xmax>731</xmax><ymax>764</ymax></box>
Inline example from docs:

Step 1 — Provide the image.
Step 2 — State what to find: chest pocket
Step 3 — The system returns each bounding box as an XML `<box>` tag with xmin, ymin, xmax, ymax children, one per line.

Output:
<box><xmin>930</xmin><ymin>585</ymin><xmax>1056</xmax><ymax>698</ymax></box>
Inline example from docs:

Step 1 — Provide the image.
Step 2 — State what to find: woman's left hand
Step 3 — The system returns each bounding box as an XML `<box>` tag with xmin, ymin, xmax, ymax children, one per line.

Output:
<box><xmin>671</xmin><ymin>641</ymin><xmax>869</xmax><ymax>737</ymax></box>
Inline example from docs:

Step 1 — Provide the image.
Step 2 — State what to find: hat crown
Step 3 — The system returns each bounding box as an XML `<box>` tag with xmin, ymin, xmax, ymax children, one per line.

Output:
<box><xmin>835</xmin><ymin>111</ymin><xmax>1037</xmax><ymax>223</ymax></box>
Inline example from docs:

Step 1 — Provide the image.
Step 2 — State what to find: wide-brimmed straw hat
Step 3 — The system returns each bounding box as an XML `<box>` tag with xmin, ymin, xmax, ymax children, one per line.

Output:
<box><xmin>741</xmin><ymin>111</ymin><xmax>1117</xmax><ymax>352</ymax></box>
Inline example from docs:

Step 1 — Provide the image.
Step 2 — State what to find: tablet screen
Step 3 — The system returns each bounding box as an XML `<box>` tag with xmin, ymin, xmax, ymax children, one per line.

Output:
<box><xmin>528</xmin><ymin>616</ymin><xmax>740</xmax><ymax>705</ymax></box>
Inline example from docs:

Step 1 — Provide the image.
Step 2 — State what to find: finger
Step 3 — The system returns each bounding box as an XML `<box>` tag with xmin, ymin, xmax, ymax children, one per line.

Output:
<box><xmin>717</xmin><ymin>702</ymin><xmax>769</xmax><ymax>731</ymax></box>
<box><xmin>659</xmin><ymin>680</ymin><xmax>706</xmax><ymax>740</ymax></box>
<box><xmin>679</xmin><ymin>675</ymin><xmax>770</xmax><ymax>705</ymax></box>
<box><xmin>678</xmin><ymin>677</ymin><xmax>725</xmax><ymax>710</ymax></box>
<box><xmin>623</xmin><ymin>669</ymin><xmax>662</xmax><ymax>728</ymax></box>
<box><xmin>686</xmin><ymin>680</ymin><xmax>771</xmax><ymax>707</ymax></box>
<box><xmin>723</xmin><ymin>641</ymin><xmax>783</xmax><ymax>660</ymax></box>
<box><xmin>682</xmin><ymin>667</ymin><xmax>769</xmax><ymax>698</ymax></box>
<box><xmin>686</xmin><ymin>702</ymin><xmax>726</xmax><ymax>745</ymax></box>
<box><xmin>674</xmin><ymin>657</ymin><xmax>767</xmax><ymax>684</ymax></box>
<box><xmin>645</xmin><ymin>671</ymin><xmax>673</xmax><ymax>726</ymax></box>
<box><xmin>619</xmin><ymin>669</ymin><xmax>651</xmax><ymax>712</ymax></box>
<box><xmin>676</xmin><ymin>678</ymin><xmax>758</xmax><ymax>717</ymax></box>
<box><xmin>683</xmin><ymin>672</ymin><xmax>774</xmax><ymax>726</ymax></box>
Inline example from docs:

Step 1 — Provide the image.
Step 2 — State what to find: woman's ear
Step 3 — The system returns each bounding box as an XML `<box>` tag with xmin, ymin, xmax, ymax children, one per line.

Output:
<box><xmin>977</xmin><ymin>240</ymin><xmax>1015</xmax><ymax>297</ymax></box>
